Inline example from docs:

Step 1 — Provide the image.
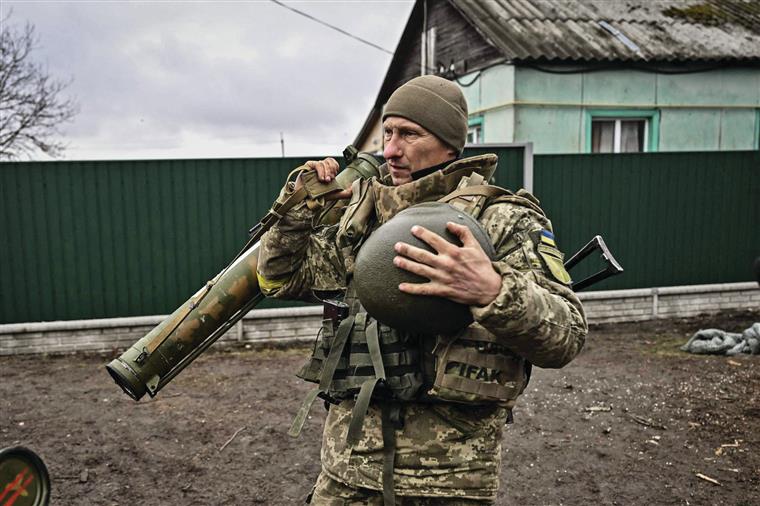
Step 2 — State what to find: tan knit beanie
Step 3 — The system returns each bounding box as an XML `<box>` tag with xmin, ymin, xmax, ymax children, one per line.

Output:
<box><xmin>382</xmin><ymin>75</ymin><xmax>468</xmax><ymax>153</ymax></box>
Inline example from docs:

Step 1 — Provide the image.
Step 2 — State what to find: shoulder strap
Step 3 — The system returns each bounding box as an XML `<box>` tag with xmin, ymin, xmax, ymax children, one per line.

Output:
<box><xmin>438</xmin><ymin>175</ymin><xmax>514</xmax><ymax>218</ymax></box>
<box><xmin>488</xmin><ymin>193</ymin><xmax>546</xmax><ymax>217</ymax></box>
<box><xmin>438</xmin><ymin>184</ymin><xmax>512</xmax><ymax>204</ymax></box>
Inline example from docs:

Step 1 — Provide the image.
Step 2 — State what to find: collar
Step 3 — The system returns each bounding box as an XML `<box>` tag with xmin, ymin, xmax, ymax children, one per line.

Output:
<box><xmin>372</xmin><ymin>153</ymin><xmax>498</xmax><ymax>224</ymax></box>
<box><xmin>411</xmin><ymin>157</ymin><xmax>459</xmax><ymax>181</ymax></box>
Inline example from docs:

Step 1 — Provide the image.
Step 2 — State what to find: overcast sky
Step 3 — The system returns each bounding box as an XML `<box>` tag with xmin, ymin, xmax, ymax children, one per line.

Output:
<box><xmin>3</xmin><ymin>0</ymin><xmax>414</xmax><ymax>160</ymax></box>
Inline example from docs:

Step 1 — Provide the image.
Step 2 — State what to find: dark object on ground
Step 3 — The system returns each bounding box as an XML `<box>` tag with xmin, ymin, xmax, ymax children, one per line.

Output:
<box><xmin>681</xmin><ymin>323</ymin><xmax>760</xmax><ymax>355</ymax></box>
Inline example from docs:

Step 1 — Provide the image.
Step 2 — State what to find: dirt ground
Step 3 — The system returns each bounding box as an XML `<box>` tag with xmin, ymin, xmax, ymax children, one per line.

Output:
<box><xmin>2</xmin><ymin>309</ymin><xmax>759</xmax><ymax>506</ymax></box>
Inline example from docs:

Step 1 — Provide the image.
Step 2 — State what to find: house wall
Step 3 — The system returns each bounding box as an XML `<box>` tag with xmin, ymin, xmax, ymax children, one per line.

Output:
<box><xmin>357</xmin><ymin>113</ymin><xmax>383</xmax><ymax>154</ymax></box>
<box><xmin>355</xmin><ymin>0</ymin><xmax>504</xmax><ymax>150</ymax></box>
<box><xmin>461</xmin><ymin>64</ymin><xmax>515</xmax><ymax>142</ymax></box>
<box><xmin>465</xmin><ymin>65</ymin><xmax>760</xmax><ymax>154</ymax></box>
<box><xmin>381</xmin><ymin>0</ymin><xmax>502</xmax><ymax>104</ymax></box>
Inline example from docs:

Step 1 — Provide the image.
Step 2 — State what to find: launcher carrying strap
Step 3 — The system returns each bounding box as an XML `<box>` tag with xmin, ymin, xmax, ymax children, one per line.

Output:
<box><xmin>287</xmin><ymin>315</ymin><xmax>356</xmax><ymax>438</ymax></box>
<box><xmin>248</xmin><ymin>167</ymin><xmax>343</xmax><ymax>243</ymax></box>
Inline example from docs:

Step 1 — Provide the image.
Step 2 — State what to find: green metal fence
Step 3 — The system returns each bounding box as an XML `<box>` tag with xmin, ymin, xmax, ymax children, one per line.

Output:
<box><xmin>463</xmin><ymin>144</ymin><xmax>524</xmax><ymax>189</ymax></box>
<box><xmin>1</xmin><ymin>147</ymin><xmax>756</xmax><ymax>323</ymax></box>
<box><xmin>0</xmin><ymin>156</ymin><xmax>316</xmax><ymax>324</ymax></box>
<box><xmin>533</xmin><ymin>151</ymin><xmax>759</xmax><ymax>291</ymax></box>
<box><xmin>0</xmin><ymin>146</ymin><xmax>525</xmax><ymax>324</ymax></box>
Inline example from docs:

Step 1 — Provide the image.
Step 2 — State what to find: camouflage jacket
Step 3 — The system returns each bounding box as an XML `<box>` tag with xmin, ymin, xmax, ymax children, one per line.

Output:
<box><xmin>257</xmin><ymin>155</ymin><xmax>587</xmax><ymax>500</ymax></box>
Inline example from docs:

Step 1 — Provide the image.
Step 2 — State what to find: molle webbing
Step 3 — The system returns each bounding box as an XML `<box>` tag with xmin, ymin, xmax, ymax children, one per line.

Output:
<box><xmin>319</xmin><ymin>316</ymin><xmax>355</xmax><ymax>390</ymax></box>
<box><xmin>288</xmin><ymin>309</ymin><xmax>423</xmax><ymax>438</ymax></box>
<box><xmin>288</xmin><ymin>314</ymin><xmax>355</xmax><ymax>438</ymax></box>
<box><xmin>347</xmin><ymin>317</ymin><xmax>384</xmax><ymax>446</ymax></box>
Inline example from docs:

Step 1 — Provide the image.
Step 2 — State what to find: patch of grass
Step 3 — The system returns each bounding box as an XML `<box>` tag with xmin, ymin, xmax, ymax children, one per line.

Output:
<box><xmin>639</xmin><ymin>334</ymin><xmax>694</xmax><ymax>358</ymax></box>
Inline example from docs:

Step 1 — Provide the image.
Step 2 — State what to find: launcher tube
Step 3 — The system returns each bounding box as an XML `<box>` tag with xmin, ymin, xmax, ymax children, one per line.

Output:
<box><xmin>106</xmin><ymin>149</ymin><xmax>381</xmax><ymax>400</ymax></box>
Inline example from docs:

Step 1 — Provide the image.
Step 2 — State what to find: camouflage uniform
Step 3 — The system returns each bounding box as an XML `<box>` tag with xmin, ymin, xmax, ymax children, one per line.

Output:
<box><xmin>257</xmin><ymin>155</ymin><xmax>587</xmax><ymax>503</ymax></box>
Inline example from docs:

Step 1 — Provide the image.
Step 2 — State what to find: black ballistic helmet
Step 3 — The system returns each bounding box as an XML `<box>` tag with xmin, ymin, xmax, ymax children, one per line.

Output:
<box><xmin>354</xmin><ymin>202</ymin><xmax>496</xmax><ymax>335</ymax></box>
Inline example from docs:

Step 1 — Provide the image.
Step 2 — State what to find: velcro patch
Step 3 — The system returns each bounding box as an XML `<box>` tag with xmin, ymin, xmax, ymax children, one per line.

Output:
<box><xmin>445</xmin><ymin>361</ymin><xmax>501</xmax><ymax>383</ymax></box>
<box><xmin>537</xmin><ymin>243</ymin><xmax>572</xmax><ymax>285</ymax></box>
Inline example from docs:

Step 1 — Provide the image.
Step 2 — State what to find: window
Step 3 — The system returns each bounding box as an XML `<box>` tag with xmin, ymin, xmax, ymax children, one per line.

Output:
<box><xmin>591</xmin><ymin>118</ymin><xmax>647</xmax><ymax>153</ymax></box>
<box><xmin>755</xmin><ymin>109</ymin><xmax>760</xmax><ymax>150</ymax></box>
<box><xmin>467</xmin><ymin>116</ymin><xmax>483</xmax><ymax>144</ymax></box>
<box><xmin>585</xmin><ymin>109</ymin><xmax>660</xmax><ymax>153</ymax></box>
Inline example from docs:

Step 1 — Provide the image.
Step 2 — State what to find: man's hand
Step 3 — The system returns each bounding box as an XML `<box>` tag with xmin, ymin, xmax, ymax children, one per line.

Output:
<box><xmin>294</xmin><ymin>157</ymin><xmax>352</xmax><ymax>200</ymax></box>
<box><xmin>393</xmin><ymin>222</ymin><xmax>502</xmax><ymax>307</ymax></box>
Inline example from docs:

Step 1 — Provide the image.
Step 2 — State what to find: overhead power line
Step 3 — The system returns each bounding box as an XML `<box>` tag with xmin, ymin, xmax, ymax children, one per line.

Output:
<box><xmin>270</xmin><ymin>0</ymin><xmax>394</xmax><ymax>55</ymax></box>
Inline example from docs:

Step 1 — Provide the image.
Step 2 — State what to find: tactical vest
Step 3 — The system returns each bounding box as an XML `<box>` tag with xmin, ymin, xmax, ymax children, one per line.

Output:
<box><xmin>288</xmin><ymin>154</ymin><xmax>560</xmax><ymax>442</ymax></box>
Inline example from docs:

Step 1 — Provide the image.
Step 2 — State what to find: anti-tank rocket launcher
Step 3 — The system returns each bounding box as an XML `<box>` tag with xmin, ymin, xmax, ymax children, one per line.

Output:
<box><xmin>106</xmin><ymin>147</ymin><xmax>623</xmax><ymax>401</ymax></box>
<box><xmin>105</xmin><ymin>146</ymin><xmax>383</xmax><ymax>401</ymax></box>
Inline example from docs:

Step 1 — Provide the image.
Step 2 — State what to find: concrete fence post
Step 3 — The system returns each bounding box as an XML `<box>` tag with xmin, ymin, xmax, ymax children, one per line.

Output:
<box><xmin>652</xmin><ymin>288</ymin><xmax>659</xmax><ymax>317</ymax></box>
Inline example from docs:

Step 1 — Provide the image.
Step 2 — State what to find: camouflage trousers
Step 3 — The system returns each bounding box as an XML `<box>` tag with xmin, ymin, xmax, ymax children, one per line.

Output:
<box><xmin>308</xmin><ymin>472</ymin><xmax>495</xmax><ymax>505</ymax></box>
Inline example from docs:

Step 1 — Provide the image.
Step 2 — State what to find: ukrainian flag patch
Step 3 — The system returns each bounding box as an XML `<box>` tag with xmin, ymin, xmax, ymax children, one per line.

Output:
<box><xmin>533</xmin><ymin>229</ymin><xmax>572</xmax><ymax>285</ymax></box>
<box><xmin>540</xmin><ymin>229</ymin><xmax>556</xmax><ymax>247</ymax></box>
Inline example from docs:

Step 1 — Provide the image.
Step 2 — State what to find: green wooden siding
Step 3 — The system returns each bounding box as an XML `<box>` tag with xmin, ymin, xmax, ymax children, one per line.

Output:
<box><xmin>1</xmin><ymin>148</ymin><xmax>756</xmax><ymax>323</ymax></box>
<box><xmin>533</xmin><ymin>151</ymin><xmax>759</xmax><ymax>291</ymax></box>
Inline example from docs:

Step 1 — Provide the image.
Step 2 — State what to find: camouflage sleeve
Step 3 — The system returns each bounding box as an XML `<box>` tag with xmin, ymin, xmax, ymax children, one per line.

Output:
<box><xmin>256</xmin><ymin>198</ymin><xmax>346</xmax><ymax>301</ymax></box>
<box><xmin>471</xmin><ymin>201</ymin><xmax>588</xmax><ymax>369</ymax></box>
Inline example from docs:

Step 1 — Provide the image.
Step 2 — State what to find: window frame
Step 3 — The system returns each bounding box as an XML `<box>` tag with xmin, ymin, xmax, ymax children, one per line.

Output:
<box><xmin>585</xmin><ymin>109</ymin><xmax>660</xmax><ymax>153</ymax></box>
<box><xmin>467</xmin><ymin>116</ymin><xmax>484</xmax><ymax>145</ymax></box>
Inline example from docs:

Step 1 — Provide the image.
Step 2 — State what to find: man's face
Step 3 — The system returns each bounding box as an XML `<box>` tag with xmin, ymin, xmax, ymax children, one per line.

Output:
<box><xmin>382</xmin><ymin>116</ymin><xmax>456</xmax><ymax>186</ymax></box>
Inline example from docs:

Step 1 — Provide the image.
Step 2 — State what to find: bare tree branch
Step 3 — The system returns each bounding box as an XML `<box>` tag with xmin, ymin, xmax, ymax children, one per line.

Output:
<box><xmin>0</xmin><ymin>12</ymin><xmax>78</xmax><ymax>160</ymax></box>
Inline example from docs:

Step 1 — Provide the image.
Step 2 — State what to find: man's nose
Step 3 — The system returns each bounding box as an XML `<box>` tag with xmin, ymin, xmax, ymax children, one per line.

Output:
<box><xmin>383</xmin><ymin>133</ymin><xmax>402</xmax><ymax>159</ymax></box>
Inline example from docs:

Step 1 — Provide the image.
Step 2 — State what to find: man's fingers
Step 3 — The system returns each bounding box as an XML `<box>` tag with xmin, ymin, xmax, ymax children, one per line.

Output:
<box><xmin>394</xmin><ymin>240</ymin><xmax>440</xmax><ymax>266</ymax></box>
<box><xmin>325</xmin><ymin>157</ymin><xmax>339</xmax><ymax>173</ymax></box>
<box><xmin>322</xmin><ymin>157</ymin><xmax>339</xmax><ymax>182</ymax></box>
<box><xmin>304</xmin><ymin>158</ymin><xmax>340</xmax><ymax>183</ymax></box>
<box><xmin>446</xmin><ymin>221</ymin><xmax>478</xmax><ymax>247</ymax></box>
<box><xmin>317</xmin><ymin>160</ymin><xmax>331</xmax><ymax>182</ymax></box>
<box><xmin>410</xmin><ymin>225</ymin><xmax>454</xmax><ymax>254</ymax></box>
<box><xmin>398</xmin><ymin>280</ymin><xmax>451</xmax><ymax>298</ymax></box>
<box><xmin>393</xmin><ymin>255</ymin><xmax>441</xmax><ymax>281</ymax></box>
<box><xmin>302</xmin><ymin>160</ymin><xmax>328</xmax><ymax>183</ymax></box>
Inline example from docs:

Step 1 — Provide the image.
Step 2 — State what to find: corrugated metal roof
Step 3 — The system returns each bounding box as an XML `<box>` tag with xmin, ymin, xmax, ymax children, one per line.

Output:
<box><xmin>452</xmin><ymin>0</ymin><xmax>760</xmax><ymax>62</ymax></box>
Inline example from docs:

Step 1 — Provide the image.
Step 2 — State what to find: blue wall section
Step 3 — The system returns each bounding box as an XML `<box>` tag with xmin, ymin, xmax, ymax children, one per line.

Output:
<box><xmin>462</xmin><ymin>65</ymin><xmax>760</xmax><ymax>154</ymax></box>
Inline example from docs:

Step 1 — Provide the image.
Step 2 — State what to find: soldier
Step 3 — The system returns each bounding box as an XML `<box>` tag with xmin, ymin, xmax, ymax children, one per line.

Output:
<box><xmin>257</xmin><ymin>75</ymin><xmax>587</xmax><ymax>505</ymax></box>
